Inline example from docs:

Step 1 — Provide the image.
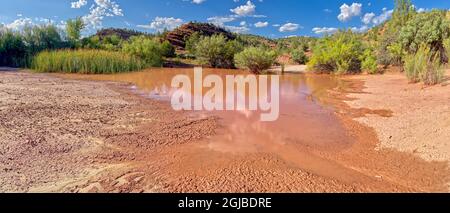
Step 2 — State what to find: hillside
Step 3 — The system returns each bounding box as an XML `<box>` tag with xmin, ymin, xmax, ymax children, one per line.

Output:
<box><xmin>164</xmin><ymin>22</ymin><xmax>235</xmax><ymax>50</ymax></box>
<box><xmin>95</xmin><ymin>28</ymin><xmax>148</xmax><ymax>40</ymax></box>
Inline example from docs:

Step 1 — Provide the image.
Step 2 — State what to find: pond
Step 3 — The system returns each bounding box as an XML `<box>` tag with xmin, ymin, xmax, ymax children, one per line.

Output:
<box><xmin>65</xmin><ymin>68</ymin><xmax>355</xmax><ymax>155</ymax></box>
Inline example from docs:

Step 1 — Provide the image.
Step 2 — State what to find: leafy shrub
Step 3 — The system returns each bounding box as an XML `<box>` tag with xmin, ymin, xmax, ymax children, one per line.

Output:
<box><xmin>404</xmin><ymin>45</ymin><xmax>444</xmax><ymax>85</ymax></box>
<box><xmin>66</xmin><ymin>17</ymin><xmax>85</xmax><ymax>48</ymax></box>
<box><xmin>122</xmin><ymin>36</ymin><xmax>164</xmax><ymax>67</ymax></box>
<box><xmin>291</xmin><ymin>48</ymin><xmax>308</xmax><ymax>64</ymax></box>
<box><xmin>194</xmin><ymin>34</ymin><xmax>243</xmax><ymax>68</ymax></box>
<box><xmin>234</xmin><ymin>46</ymin><xmax>277</xmax><ymax>74</ymax></box>
<box><xmin>0</xmin><ymin>30</ymin><xmax>27</xmax><ymax>67</ymax></box>
<box><xmin>444</xmin><ymin>38</ymin><xmax>450</xmax><ymax>63</ymax></box>
<box><xmin>398</xmin><ymin>10</ymin><xmax>450</xmax><ymax>62</ymax></box>
<box><xmin>185</xmin><ymin>32</ymin><xmax>201</xmax><ymax>55</ymax></box>
<box><xmin>307</xmin><ymin>30</ymin><xmax>364</xmax><ymax>74</ymax></box>
<box><xmin>22</xmin><ymin>25</ymin><xmax>67</xmax><ymax>55</ymax></box>
<box><xmin>161</xmin><ymin>40</ymin><xmax>176</xmax><ymax>58</ymax></box>
<box><xmin>32</xmin><ymin>50</ymin><xmax>145</xmax><ymax>74</ymax></box>
<box><xmin>360</xmin><ymin>49</ymin><xmax>379</xmax><ymax>74</ymax></box>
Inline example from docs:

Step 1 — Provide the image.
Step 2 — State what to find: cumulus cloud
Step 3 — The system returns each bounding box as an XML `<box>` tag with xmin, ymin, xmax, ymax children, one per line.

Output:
<box><xmin>2</xmin><ymin>17</ymin><xmax>65</xmax><ymax>31</ymax></box>
<box><xmin>79</xmin><ymin>0</ymin><xmax>123</xmax><ymax>29</ymax></box>
<box><xmin>207</xmin><ymin>16</ymin><xmax>236</xmax><ymax>26</ymax></box>
<box><xmin>71</xmin><ymin>0</ymin><xmax>88</xmax><ymax>9</ymax></box>
<box><xmin>350</xmin><ymin>25</ymin><xmax>369</xmax><ymax>33</ymax></box>
<box><xmin>2</xmin><ymin>18</ymin><xmax>34</xmax><ymax>31</ymax></box>
<box><xmin>337</xmin><ymin>3</ymin><xmax>362</xmax><ymax>22</ymax></box>
<box><xmin>230</xmin><ymin>1</ymin><xmax>256</xmax><ymax>16</ymax></box>
<box><xmin>371</xmin><ymin>8</ymin><xmax>393</xmax><ymax>25</ymax></box>
<box><xmin>254</xmin><ymin>21</ymin><xmax>268</xmax><ymax>28</ymax></box>
<box><xmin>362</xmin><ymin>12</ymin><xmax>375</xmax><ymax>25</ymax></box>
<box><xmin>137</xmin><ymin>17</ymin><xmax>184</xmax><ymax>32</ymax></box>
<box><xmin>279</xmin><ymin>23</ymin><xmax>300</xmax><ymax>32</ymax></box>
<box><xmin>312</xmin><ymin>27</ymin><xmax>338</xmax><ymax>34</ymax></box>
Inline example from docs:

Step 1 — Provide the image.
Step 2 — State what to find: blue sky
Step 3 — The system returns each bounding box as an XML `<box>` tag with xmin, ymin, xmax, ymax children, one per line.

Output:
<box><xmin>0</xmin><ymin>0</ymin><xmax>449</xmax><ymax>38</ymax></box>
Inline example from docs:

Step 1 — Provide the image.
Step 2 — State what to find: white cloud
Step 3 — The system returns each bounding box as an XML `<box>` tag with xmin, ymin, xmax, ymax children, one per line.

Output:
<box><xmin>225</xmin><ymin>25</ymin><xmax>250</xmax><ymax>34</ymax></box>
<box><xmin>80</xmin><ymin>0</ymin><xmax>123</xmax><ymax>29</ymax></box>
<box><xmin>351</xmin><ymin>25</ymin><xmax>369</xmax><ymax>33</ymax></box>
<box><xmin>312</xmin><ymin>27</ymin><xmax>338</xmax><ymax>34</ymax></box>
<box><xmin>337</xmin><ymin>3</ymin><xmax>362</xmax><ymax>22</ymax></box>
<box><xmin>279</xmin><ymin>23</ymin><xmax>300</xmax><ymax>32</ymax></box>
<box><xmin>417</xmin><ymin>8</ymin><xmax>427</xmax><ymax>13</ymax></box>
<box><xmin>137</xmin><ymin>17</ymin><xmax>184</xmax><ymax>32</ymax></box>
<box><xmin>254</xmin><ymin>21</ymin><xmax>268</xmax><ymax>28</ymax></box>
<box><xmin>240</xmin><ymin>21</ymin><xmax>247</xmax><ymax>26</ymax></box>
<box><xmin>71</xmin><ymin>0</ymin><xmax>88</xmax><ymax>9</ymax></box>
<box><xmin>2</xmin><ymin>17</ymin><xmax>64</xmax><ymax>31</ymax></box>
<box><xmin>362</xmin><ymin>12</ymin><xmax>375</xmax><ymax>25</ymax></box>
<box><xmin>3</xmin><ymin>18</ymin><xmax>34</xmax><ymax>31</ymax></box>
<box><xmin>230</xmin><ymin>1</ymin><xmax>256</xmax><ymax>16</ymax></box>
<box><xmin>207</xmin><ymin>16</ymin><xmax>236</xmax><ymax>26</ymax></box>
<box><xmin>192</xmin><ymin>0</ymin><xmax>206</xmax><ymax>4</ymax></box>
<box><xmin>372</xmin><ymin>8</ymin><xmax>393</xmax><ymax>25</ymax></box>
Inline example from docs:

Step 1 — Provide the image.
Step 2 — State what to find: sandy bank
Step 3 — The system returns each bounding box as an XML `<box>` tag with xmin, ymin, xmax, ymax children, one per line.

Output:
<box><xmin>345</xmin><ymin>70</ymin><xmax>450</xmax><ymax>163</ymax></box>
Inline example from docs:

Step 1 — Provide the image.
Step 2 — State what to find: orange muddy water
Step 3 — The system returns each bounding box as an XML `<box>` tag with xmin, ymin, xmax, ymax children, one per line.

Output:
<box><xmin>60</xmin><ymin>68</ymin><xmax>449</xmax><ymax>192</ymax></box>
<box><xmin>67</xmin><ymin>68</ymin><xmax>352</xmax><ymax>151</ymax></box>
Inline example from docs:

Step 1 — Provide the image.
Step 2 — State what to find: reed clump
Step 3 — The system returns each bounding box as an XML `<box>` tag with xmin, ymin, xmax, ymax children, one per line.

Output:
<box><xmin>32</xmin><ymin>49</ymin><xmax>146</xmax><ymax>74</ymax></box>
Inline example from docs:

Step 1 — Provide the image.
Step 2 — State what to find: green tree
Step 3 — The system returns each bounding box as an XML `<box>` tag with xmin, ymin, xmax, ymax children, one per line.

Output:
<box><xmin>22</xmin><ymin>25</ymin><xmax>65</xmax><ymax>55</ymax></box>
<box><xmin>360</xmin><ymin>48</ymin><xmax>379</xmax><ymax>74</ymax></box>
<box><xmin>291</xmin><ymin>48</ymin><xmax>308</xmax><ymax>64</ymax></box>
<box><xmin>194</xmin><ymin>34</ymin><xmax>243</xmax><ymax>68</ymax></box>
<box><xmin>377</xmin><ymin>0</ymin><xmax>416</xmax><ymax>66</ymax></box>
<box><xmin>66</xmin><ymin>17</ymin><xmax>85</xmax><ymax>47</ymax></box>
<box><xmin>0</xmin><ymin>30</ymin><xmax>27</xmax><ymax>67</ymax></box>
<box><xmin>234</xmin><ymin>46</ymin><xmax>277</xmax><ymax>74</ymax></box>
<box><xmin>161</xmin><ymin>40</ymin><xmax>176</xmax><ymax>58</ymax></box>
<box><xmin>307</xmin><ymin>30</ymin><xmax>364</xmax><ymax>74</ymax></box>
<box><xmin>185</xmin><ymin>32</ymin><xmax>201</xmax><ymax>54</ymax></box>
<box><xmin>398</xmin><ymin>10</ymin><xmax>450</xmax><ymax>62</ymax></box>
<box><xmin>122</xmin><ymin>36</ymin><xmax>164</xmax><ymax>67</ymax></box>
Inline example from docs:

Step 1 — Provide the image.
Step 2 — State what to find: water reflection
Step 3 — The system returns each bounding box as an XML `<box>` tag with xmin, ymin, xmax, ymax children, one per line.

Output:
<box><xmin>63</xmin><ymin>68</ymin><xmax>354</xmax><ymax>153</ymax></box>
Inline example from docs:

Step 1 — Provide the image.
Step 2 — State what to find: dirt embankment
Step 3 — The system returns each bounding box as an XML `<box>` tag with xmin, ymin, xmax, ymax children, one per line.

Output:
<box><xmin>0</xmin><ymin>70</ymin><xmax>448</xmax><ymax>192</ymax></box>
<box><xmin>345</xmin><ymin>71</ymin><xmax>450</xmax><ymax>162</ymax></box>
<box><xmin>0</xmin><ymin>71</ymin><xmax>217</xmax><ymax>192</ymax></box>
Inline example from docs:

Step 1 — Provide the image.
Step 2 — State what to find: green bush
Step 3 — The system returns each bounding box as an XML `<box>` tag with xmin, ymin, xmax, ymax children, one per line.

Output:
<box><xmin>444</xmin><ymin>38</ymin><xmax>450</xmax><ymax>63</ymax></box>
<box><xmin>185</xmin><ymin>32</ymin><xmax>201</xmax><ymax>55</ymax></box>
<box><xmin>122</xmin><ymin>36</ymin><xmax>164</xmax><ymax>67</ymax></box>
<box><xmin>307</xmin><ymin>30</ymin><xmax>364</xmax><ymax>74</ymax></box>
<box><xmin>0</xmin><ymin>25</ymin><xmax>67</xmax><ymax>67</ymax></box>
<box><xmin>398</xmin><ymin>10</ymin><xmax>450</xmax><ymax>61</ymax></box>
<box><xmin>22</xmin><ymin>25</ymin><xmax>67</xmax><ymax>55</ymax></box>
<box><xmin>291</xmin><ymin>48</ymin><xmax>308</xmax><ymax>64</ymax></box>
<box><xmin>161</xmin><ymin>40</ymin><xmax>176</xmax><ymax>58</ymax></box>
<box><xmin>404</xmin><ymin>45</ymin><xmax>444</xmax><ymax>85</ymax></box>
<box><xmin>0</xmin><ymin>30</ymin><xmax>28</xmax><ymax>67</ymax></box>
<box><xmin>194</xmin><ymin>34</ymin><xmax>243</xmax><ymax>68</ymax></box>
<box><xmin>32</xmin><ymin>49</ymin><xmax>146</xmax><ymax>74</ymax></box>
<box><xmin>66</xmin><ymin>17</ymin><xmax>85</xmax><ymax>48</ymax></box>
<box><xmin>234</xmin><ymin>46</ymin><xmax>277</xmax><ymax>74</ymax></box>
<box><xmin>360</xmin><ymin>49</ymin><xmax>379</xmax><ymax>74</ymax></box>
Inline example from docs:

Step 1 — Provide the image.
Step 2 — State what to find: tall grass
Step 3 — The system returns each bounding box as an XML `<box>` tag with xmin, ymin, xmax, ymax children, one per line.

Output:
<box><xmin>404</xmin><ymin>45</ymin><xmax>445</xmax><ymax>85</ymax></box>
<box><xmin>32</xmin><ymin>49</ymin><xmax>146</xmax><ymax>74</ymax></box>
